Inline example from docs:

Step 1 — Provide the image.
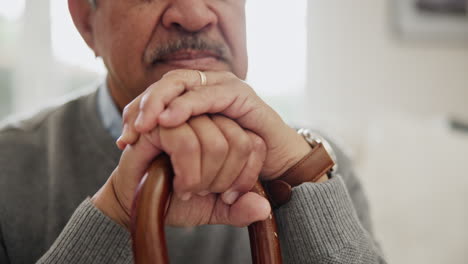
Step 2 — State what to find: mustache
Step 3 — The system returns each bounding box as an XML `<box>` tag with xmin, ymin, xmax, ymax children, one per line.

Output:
<box><xmin>144</xmin><ymin>35</ymin><xmax>229</xmax><ymax>64</ymax></box>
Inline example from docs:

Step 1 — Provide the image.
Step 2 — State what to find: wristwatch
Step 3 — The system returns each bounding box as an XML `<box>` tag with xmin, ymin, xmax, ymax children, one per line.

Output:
<box><xmin>297</xmin><ymin>128</ymin><xmax>338</xmax><ymax>174</ymax></box>
<box><xmin>264</xmin><ymin>128</ymin><xmax>337</xmax><ymax>209</ymax></box>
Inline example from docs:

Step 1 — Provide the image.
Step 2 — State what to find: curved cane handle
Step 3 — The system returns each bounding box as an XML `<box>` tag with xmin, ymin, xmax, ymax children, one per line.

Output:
<box><xmin>131</xmin><ymin>154</ymin><xmax>283</xmax><ymax>264</ymax></box>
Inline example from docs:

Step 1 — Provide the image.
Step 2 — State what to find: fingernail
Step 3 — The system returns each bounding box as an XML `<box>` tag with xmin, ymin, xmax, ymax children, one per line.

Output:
<box><xmin>198</xmin><ymin>191</ymin><xmax>210</xmax><ymax>197</ymax></box>
<box><xmin>116</xmin><ymin>138</ymin><xmax>126</xmax><ymax>150</ymax></box>
<box><xmin>135</xmin><ymin>113</ymin><xmax>145</xmax><ymax>129</ymax></box>
<box><xmin>181</xmin><ymin>192</ymin><xmax>192</xmax><ymax>201</ymax></box>
<box><xmin>223</xmin><ymin>191</ymin><xmax>239</xmax><ymax>205</ymax></box>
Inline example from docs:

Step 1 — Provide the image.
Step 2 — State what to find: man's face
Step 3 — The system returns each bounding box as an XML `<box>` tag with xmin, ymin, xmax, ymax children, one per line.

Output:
<box><xmin>91</xmin><ymin>0</ymin><xmax>248</xmax><ymax>106</ymax></box>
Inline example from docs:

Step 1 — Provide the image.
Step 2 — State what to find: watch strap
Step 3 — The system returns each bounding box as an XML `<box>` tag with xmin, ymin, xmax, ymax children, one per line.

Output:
<box><xmin>264</xmin><ymin>142</ymin><xmax>335</xmax><ymax>209</ymax></box>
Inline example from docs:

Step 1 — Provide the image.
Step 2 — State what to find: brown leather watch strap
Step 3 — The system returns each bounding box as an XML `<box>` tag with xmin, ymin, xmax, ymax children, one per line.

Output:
<box><xmin>265</xmin><ymin>142</ymin><xmax>335</xmax><ymax>209</ymax></box>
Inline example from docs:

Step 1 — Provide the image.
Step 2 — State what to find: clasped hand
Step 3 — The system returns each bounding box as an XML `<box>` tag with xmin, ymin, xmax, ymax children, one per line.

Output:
<box><xmin>93</xmin><ymin>70</ymin><xmax>311</xmax><ymax>229</ymax></box>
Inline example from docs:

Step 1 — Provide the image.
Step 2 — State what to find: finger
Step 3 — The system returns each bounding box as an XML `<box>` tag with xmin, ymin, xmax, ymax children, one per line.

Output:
<box><xmin>188</xmin><ymin>115</ymin><xmax>229</xmax><ymax>195</ymax></box>
<box><xmin>164</xmin><ymin>193</ymin><xmax>217</xmax><ymax>227</ymax></box>
<box><xmin>158</xmin><ymin>82</ymin><xmax>259</xmax><ymax>129</ymax></box>
<box><xmin>114</xmin><ymin>130</ymin><xmax>163</xmax><ymax>206</ymax></box>
<box><xmin>221</xmin><ymin>131</ymin><xmax>266</xmax><ymax>205</ymax></box>
<box><xmin>117</xmin><ymin>96</ymin><xmax>145</xmax><ymax>149</ymax></box>
<box><xmin>159</xmin><ymin>123</ymin><xmax>202</xmax><ymax>200</ymax></box>
<box><xmin>210</xmin><ymin>192</ymin><xmax>271</xmax><ymax>227</ymax></box>
<box><xmin>119</xmin><ymin>132</ymin><xmax>162</xmax><ymax>180</ymax></box>
<box><xmin>209</xmin><ymin>116</ymin><xmax>252</xmax><ymax>195</ymax></box>
<box><xmin>134</xmin><ymin>70</ymin><xmax>225</xmax><ymax>133</ymax></box>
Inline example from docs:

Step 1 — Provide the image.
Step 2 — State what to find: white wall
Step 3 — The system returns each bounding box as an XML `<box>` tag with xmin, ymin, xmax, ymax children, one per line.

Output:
<box><xmin>307</xmin><ymin>0</ymin><xmax>468</xmax><ymax>122</ymax></box>
<box><xmin>13</xmin><ymin>0</ymin><xmax>57</xmax><ymax>113</ymax></box>
<box><xmin>306</xmin><ymin>1</ymin><xmax>468</xmax><ymax>263</ymax></box>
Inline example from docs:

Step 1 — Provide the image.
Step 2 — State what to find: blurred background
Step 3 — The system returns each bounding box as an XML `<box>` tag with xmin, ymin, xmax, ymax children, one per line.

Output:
<box><xmin>1</xmin><ymin>0</ymin><xmax>468</xmax><ymax>263</ymax></box>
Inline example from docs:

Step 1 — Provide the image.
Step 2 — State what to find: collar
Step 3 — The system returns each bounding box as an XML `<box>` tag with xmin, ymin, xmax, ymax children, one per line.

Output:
<box><xmin>97</xmin><ymin>82</ymin><xmax>123</xmax><ymax>140</ymax></box>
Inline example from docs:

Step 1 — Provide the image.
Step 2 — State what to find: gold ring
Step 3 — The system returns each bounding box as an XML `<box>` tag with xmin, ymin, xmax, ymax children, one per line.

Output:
<box><xmin>197</xmin><ymin>70</ymin><xmax>207</xmax><ymax>86</ymax></box>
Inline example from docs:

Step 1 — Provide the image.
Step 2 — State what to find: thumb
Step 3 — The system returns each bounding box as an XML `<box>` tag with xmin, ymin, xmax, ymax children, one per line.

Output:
<box><xmin>211</xmin><ymin>192</ymin><xmax>271</xmax><ymax>227</ymax></box>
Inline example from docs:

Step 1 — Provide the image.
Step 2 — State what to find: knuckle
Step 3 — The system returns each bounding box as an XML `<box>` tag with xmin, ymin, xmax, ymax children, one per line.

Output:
<box><xmin>163</xmin><ymin>69</ymin><xmax>188</xmax><ymax>82</ymax></box>
<box><xmin>207</xmin><ymin>137</ymin><xmax>228</xmax><ymax>157</ymax></box>
<box><xmin>234</xmin><ymin>134</ymin><xmax>253</xmax><ymax>155</ymax></box>
<box><xmin>251</xmin><ymin>135</ymin><xmax>266</xmax><ymax>153</ymax></box>
<box><xmin>181</xmin><ymin>138</ymin><xmax>200</xmax><ymax>154</ymax></box>
<box><xmin>139</xmin><ymin>93</ymin><xmax>150</xmax><ymax>110</ymax></box>
<box><xmin>162</xmin><ymin>69</ymin><xmax>181</xmax><ymax>79</ymax></box>
<box><xmin>122</xmin><ymin>105</ymin><xmax>133</xmax><ymax>121</ymax></box>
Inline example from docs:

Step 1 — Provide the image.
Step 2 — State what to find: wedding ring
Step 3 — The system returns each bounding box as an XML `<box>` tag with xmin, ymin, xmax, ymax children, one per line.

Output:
<box><xmin>197</xmin><ymin>70</ymin><xmax>207</xmax><ymax>86</ymax></box>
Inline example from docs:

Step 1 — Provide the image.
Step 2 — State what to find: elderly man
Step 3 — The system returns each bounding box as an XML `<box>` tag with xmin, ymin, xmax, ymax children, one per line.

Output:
<box><xmin>0</xmin><ymin>0</ymin><xmax>385</xmax><ymax>263</ymax></box>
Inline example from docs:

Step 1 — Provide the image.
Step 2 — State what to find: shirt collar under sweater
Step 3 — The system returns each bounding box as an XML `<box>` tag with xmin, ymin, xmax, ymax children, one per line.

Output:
<box><xmin>97</xmin><ymin>82</ymin><xmax>123</xmax><ymax>140</ymax></box>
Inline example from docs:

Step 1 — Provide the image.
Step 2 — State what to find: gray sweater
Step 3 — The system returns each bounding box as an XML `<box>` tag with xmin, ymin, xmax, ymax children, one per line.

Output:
<box><xmin>0</xmin><ymin>89</ymin><xmax>385</xmax><ymax>263</ymax></box>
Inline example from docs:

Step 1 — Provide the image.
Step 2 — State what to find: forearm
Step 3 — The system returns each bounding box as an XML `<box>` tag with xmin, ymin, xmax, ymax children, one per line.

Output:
<box><xmin>275</xmin><ymin>175</ymin><xmax>385</xmax><ymax>263</ymax></box>
<box><xmin>36</xmin><ymin>198</ymin><xmax>132</xmax><ymax>264</ymax></box>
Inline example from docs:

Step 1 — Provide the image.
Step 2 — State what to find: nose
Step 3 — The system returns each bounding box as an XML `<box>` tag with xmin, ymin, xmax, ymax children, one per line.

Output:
<box><xmin>162</xmin><ymin>0</ymin><xmax>218</xmax><ymax>33</ymax></box>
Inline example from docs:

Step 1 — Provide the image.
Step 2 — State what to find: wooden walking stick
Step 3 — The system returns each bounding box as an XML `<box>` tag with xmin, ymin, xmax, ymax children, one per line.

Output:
<box><xmin>130</xmin><ymin>154</ymin><xmax>283</xmax><ymax>264</ymax></box>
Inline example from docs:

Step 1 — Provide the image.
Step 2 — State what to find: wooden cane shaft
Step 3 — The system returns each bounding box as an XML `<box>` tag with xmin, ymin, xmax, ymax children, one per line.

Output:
<box><xmin>131</xmin><ymin>155</ymin><xmax>172</xmax><ymax>264</ymax></box>
<box><xmin>248</xmin><ymin>182</ymin><xmax>282</xmax><ymax>264</ymax></box>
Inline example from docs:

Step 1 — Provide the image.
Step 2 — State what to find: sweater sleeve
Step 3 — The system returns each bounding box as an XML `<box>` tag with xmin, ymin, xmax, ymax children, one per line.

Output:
<box><xmin>275</xmin><ymin>175</ymin><xmax>385</xmax><ymax>263</ymax></box>
<box><xmin>36</xmin><ymin>198</ymin><xmax>133</xmax><ymax>264</ymax></box>
<box><xmin>274</xmin><ymin>135</ymin><xmax>386</xmax><ymax>263</ymax></box>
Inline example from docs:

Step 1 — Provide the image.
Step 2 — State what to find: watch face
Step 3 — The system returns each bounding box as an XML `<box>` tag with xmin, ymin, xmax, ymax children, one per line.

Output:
<box><xmin>298</xmin><ymin>128</ymin><xmax>338</xmax><ymax>172</ymax></box>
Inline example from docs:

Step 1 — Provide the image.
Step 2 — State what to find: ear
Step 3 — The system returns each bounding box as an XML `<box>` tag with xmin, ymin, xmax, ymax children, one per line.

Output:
<box><xmin>68</xmin><ymin>0</ymin><xmax>97</xmax><ymax>52</ymax></box>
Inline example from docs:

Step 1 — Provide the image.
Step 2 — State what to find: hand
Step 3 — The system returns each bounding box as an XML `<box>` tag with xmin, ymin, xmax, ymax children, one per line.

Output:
<box><xmin>92</xmin><ymin>114</ymin><xmax>270</xmax><ymax>229</ymax></box>
<box><xmin>117</xmin><ymin>69</ymin><xmax>312</xmax><ymax>180</ymax></box>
